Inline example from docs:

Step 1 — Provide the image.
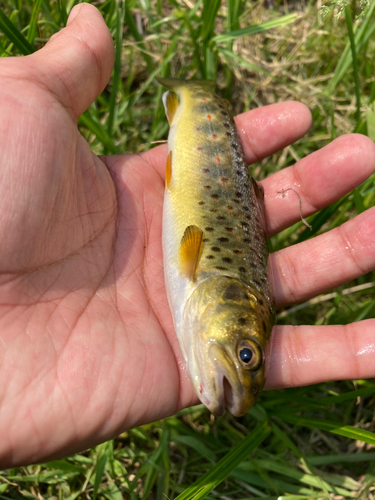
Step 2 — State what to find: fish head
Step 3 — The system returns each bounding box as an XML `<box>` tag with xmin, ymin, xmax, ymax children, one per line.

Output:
<box><xmin>182</xmin><ymin>277</ymin><xmax>273</xmax><ymax>417</ymax></box>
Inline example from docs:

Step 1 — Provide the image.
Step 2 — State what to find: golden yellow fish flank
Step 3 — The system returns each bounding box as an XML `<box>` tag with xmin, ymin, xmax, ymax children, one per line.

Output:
<box><xmin>160</xmin><ymin>78</ymin><xmax>275</xmax><ymax>417</ymax></box>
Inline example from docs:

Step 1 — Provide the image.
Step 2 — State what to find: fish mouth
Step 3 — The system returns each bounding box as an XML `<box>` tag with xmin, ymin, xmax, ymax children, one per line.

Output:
<box><xmin>208</xmin><ymin>344</ymin><xmax>246</xmax><ymax>417</ymax></box>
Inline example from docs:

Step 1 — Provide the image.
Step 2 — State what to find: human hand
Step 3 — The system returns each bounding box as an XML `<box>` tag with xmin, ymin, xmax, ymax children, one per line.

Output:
<box><xmin>1</xmin><ymin>3</ymin><xmax>374</xmax><ymax>468</ymax></box>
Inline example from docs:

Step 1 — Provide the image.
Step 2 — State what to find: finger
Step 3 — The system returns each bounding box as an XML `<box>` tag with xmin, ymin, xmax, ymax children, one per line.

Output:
<box><xmin>235</xmin><ymin>101</ymin><xmax>312</xmax><ymax>163</ymax></box>
<box><xmin>262</xmin><ymin>133</ymin><xmax>375</xmax><ymax>236</ymax></box>
<box><xmin>28</xmin><ymin>4</ymin><xmax>114</xmax><ymax>119</ymax></box>
<box><xmin>143</xmin><ymin>101</ymin><xmax>312</xmax><ymax>177</ymax></box>
<box><xmin>265</xmin><ymin>319</ymin><xmax>375</xmax><ymax>390</ymax></box>
<box><xmin>272</xmin><ymin>207</ymin><xmax>375</xmax><ymax>308</ymax></box>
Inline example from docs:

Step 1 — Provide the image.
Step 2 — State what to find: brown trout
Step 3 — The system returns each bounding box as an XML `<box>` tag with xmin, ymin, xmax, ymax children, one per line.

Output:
<box><xmin>160</xmin><ymin>78</ymin><xmax>275</xmax><ymax>416</ymax></box>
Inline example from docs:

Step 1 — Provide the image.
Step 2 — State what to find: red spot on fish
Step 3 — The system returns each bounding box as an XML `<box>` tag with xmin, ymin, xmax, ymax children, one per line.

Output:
<box><xmin>227</xmin><ymin>206</ymin><xmax>233</xmax><ymax>211</ymax></box>
<box><xmin>197</xmin><ymin>147</ymin><xmax>202</xmax><ymax>152</ymax></box>
<box><xmin>221</xmin><ymin>177</ymin><xmax>228</xmax><ymax>184</ymax></box>
<box><xmin>202</xmin><ymin>97</ymin><xmax>206</xmax><ymax>102</ymax></box>
<box><xmin>207</xmin><ymin>115</ymin><xmax>211</xmax><ymax>119</ymax></box>
<box><xmin>212</xmin><ymin>134</ymin><xmax>217</xmax><ymax>139</ymax></box>
<box><xmin>215</xmin><ymin>157</ymin><xmax>220</xmax><ymax>162</ymax></box>
<box><xmin>196</xmin><ymin>127</ymin><xmax>200</xmax><ymax>131</ymax></box>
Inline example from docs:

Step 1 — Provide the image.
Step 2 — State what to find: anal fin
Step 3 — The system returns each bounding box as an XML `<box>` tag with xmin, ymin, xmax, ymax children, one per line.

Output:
<box><xmin>179</xmin><ymin>225</ymin><xmax>203</xmax><ymax>281</ymax></box>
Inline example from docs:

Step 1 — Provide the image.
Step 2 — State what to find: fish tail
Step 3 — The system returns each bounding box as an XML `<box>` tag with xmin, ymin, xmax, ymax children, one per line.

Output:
<box><xmin>157</xmin><ymin>77</ymin><xmax>215</xmax><ymax>92</ymax></box>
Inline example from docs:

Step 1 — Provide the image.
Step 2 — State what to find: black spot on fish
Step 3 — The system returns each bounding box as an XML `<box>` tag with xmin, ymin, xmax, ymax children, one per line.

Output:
<box><xmin>239</xmin><ymin>267</ymin><xmax>246</xmax><ymax>273</ymax></box>
<box><xmin>222</xmin><ymin>257</ymin><xmax>232</xmax><ymax>264</ymax></box>
<box><xmin>244</xmin><ymin>238</ymin><xmax>250</xmax><ymax>244</ymax></box>
<box><xmin>221</xmin><ymin>111</ymin><xmax>227</xmax><ymax>116</ymax></box>
<box><xmin>218</xmin><ymin>237</ymin><xmax>229</xmax><ymax>243</ymax></box>
<box><xmin>224</xmin><ymin>123</ymin><xmax>230</xmax><ymax>129</ymax></box>
<box><xmin>253</xmin><ymin>280</ymin><xmax>262</xmax><ymax>287</ymax></box>
<box><xmin>233</xmin><ymin>250</ymin><xmax>242</xmax><ymax>255</ymax></box>
<box><xmin>217</xmin><ymin>216</ymin><xmax>225</xmax><ymax>220</ymax></box>
<box><xmin>210</xmin><ymin>209</ymin><xmax>217</xmax><ymax>213</ymax></box>
<box><xmin>243</xmin><ymin>206</ymin><xmax>250</xmax><ymax>211</ymax></box>
<box><xmin>203</xmin><ymin>168</ymin><xmax>210</xmax><ymax>174</ymax></box>
<box><xmin>242</xmin><ymin>222</ymin><xmax>249</xmax><ymax>228</ymax></box>
<box><xmin>215</xmin><ymin>266</ymin><xmax>227</xmax><ymax>271</ymax></box>
<box><xmin>211</xmin><ymin>194</ymin><xmax>218</xmax><ymax>200</ymax></box>
<box><xmin>250</xmin><ymin>262</ymin><xmax>257</xmax><ymax>269</ymax></box>
<box><xmin>235</xmin><ymin>191</ymin><xmax>242</xmax><ymax>198</ymax></box>
<box><xmin>226</xmin><ymin>132</ymin><xmax>232</xmax><ymax>138</ymax></box>
<box><xmin>203</xmin><ymin>238</ymin><xmax>209</xmax><ymax>242</ymax></box>
<box><xmin>198</xmin><ymin>201</ymin><xmax>205</xmax><ymax>205</ymax></box>
<box><xmin>233</xmin><ymin>199</ymin><xmax>240</xmax><ymax>204</ymax></box>
<box><xmin>204</xmin><ymin>185</ymin><xmax>211</xmax><ymax>190</ymax></box>
<box><xmin>206</xmin><ymin>255</ymin><xmax>215</xmax><ymax>260</ymax></box>
<box><xmin>262</xmin><ymin>321</ymin><xmax>267</xmax><ymax>333</ymax></box>
<box><xmin>236</xmin><ymin>170</ymin><xmax>243</xmax><ymax>177</ymax></box>
<box><xmin>238</xmin><ymin>318</ymin><xmax>247</xmax><ymax>325</ymax></box>
<box><xmin>205</xmin><ymin>227</ymin><xmax>214</xmax><ymax>232</ymax></box>
<box><xmin>211</xmin><ymin>246</ymin><xmax>221</xmax><ymax>252</ymax></box>
<box><xmin>257</xmin><ymin>298</ymin><xmax>263</xmax><ymax>306</ymax></box>
<box><xmin>225</xmin><ymin>227</ymin><xmax>234</xmax><ymax>233</ymax></box>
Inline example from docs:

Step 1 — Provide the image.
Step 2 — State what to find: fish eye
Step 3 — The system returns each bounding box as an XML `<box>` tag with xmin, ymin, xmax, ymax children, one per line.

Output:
<box><xmin>237</xmin><ymin>340</ymin><xmax>263</xmax><ymax>370</ymax></box>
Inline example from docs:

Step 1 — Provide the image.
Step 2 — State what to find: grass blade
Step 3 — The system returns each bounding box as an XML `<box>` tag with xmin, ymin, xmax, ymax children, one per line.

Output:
<box><xmin>107</xmin><ymin>0</ymin><xmax>124</xmax><ymax>140</ymax></box>
<box><xmin>92</xmin><ymin>442</ymin><xmax>111</xmax><ymax>500</ymax></box>
<box><xmin>174</xmin><ymin>422</ymin><xmax>271</xmax><ymax>500</ymax></box>
<box><xmin>344</xmin><ymin>5</ymin><xmax>361</xmax><ymax>125</ymax></box>
<box><xmin>0</xmin><ymin>8</ymin><xmax>34</xmax><ymax>55</ymax></box>
<box><xmin>28</xmin><ymin>0</ymin><xmax>43</xmax><ymax>45</ymax></box>
<box><xmin>79</xmin><ymin>111</ymin><xmax>118</xmax><ymax>154</ymax></box>
<box><xmin>200</xmin><ymin>0</ymin><xmax>221</xmax><ymax>41</ymax></box>
<box><xmin>326</xmin><ymin>1</ymin><xmax>375</xmax><ymax>95</ymax></box>
<box><xmin>213</xmin><ymin>14</ymin><xmax>297</xmax><ymax>43</ymax></box>
<box><xmin>276</xmin><ymin>413</ymin><xmax>375</xmax><ymax>446</ymax></box>
<box><xmin>58</xmin><ymin>0</ymin><xmax>68</xmax><ymax>27</ymax></box>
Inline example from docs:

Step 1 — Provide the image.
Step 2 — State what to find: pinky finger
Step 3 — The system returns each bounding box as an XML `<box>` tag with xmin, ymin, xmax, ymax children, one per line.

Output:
<box><xmin>265</xmin><ymin>319</ymin><xmax>375</xmax><ymax>390</ymax></box>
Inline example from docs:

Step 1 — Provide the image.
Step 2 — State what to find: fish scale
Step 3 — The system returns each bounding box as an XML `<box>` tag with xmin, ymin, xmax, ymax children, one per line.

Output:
<box><xmin>160</xmin><ymin>78</ymin><xmax>275</xmax><ymax>416</ymax></box>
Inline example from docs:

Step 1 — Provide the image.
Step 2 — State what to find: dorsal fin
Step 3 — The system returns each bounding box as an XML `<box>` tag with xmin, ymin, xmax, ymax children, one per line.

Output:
<box><xmin>251</xmin><ymin>178</ymin><xmax>266</xmax><ymax>227</ymax></box>
<box><xmin>179</xmin><ymin>225</ymin><xmax>204</xmax><ymax>281</ymax></box>
<box><xmin>251</xmin><ymin>178</ymin><xmax>264</xmax><ymax>202</ymax></box>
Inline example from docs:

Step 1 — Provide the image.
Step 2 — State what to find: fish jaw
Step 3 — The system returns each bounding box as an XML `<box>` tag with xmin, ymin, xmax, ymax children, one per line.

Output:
<box><xmin>181</xmin><ymin>276</ymin><xmax>272</xmax><ymax>416</ymax></box>
<box><xmin>208</xmin><ymin>343</ymin><xmax>261</xmax><ymax>417</ymax></box>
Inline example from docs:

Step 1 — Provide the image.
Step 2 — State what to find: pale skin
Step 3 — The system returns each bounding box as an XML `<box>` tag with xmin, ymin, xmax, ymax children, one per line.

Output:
<box><xmin>0</xmin><ymin>3</ymin><xmax>375</xmax><ymax>468</ymax></box>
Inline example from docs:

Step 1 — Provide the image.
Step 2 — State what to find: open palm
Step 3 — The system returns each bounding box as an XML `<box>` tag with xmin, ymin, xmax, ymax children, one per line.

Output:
<box><xmin>1</xmin><ymin>4</ymin><xmax>374</xmax><ymax>468</ymax></box>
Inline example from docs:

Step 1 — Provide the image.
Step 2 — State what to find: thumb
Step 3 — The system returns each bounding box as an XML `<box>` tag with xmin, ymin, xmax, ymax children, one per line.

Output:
<box><xmin>30</xmin><ymin>3</ymin><xmax>114</xmax><ymax>119</ymax></box>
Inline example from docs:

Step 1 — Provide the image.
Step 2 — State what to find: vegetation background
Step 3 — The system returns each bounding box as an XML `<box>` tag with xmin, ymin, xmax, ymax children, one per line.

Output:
<box><xmin>1</xmin><ymin>0</ymin><xmax>375</xmax><ymax>498</ymax></box>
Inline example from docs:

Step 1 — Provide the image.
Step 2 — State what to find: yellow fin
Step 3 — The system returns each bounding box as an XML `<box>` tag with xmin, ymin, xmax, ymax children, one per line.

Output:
<box><xmin>179</xmin><ymin>225</ymin><xmax>203</xmax><ymax>281</ymax></box>
<box><xmin>162</xmin><ymin>91</ymin><xmax>179</xmax><ymax>125</ymax></box>
<box><xmin>165</xmin><ymin>151</ymin><xmax>172</xmax><ymax>189</ymax></box>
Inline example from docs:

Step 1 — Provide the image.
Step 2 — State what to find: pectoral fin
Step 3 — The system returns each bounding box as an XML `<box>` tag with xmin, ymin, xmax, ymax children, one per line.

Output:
<box><xmin>162</xmin><ymin>91</ymin><xmax>179</xmax><ymax>125</ymax></box>
<box><xmin>179</xmin><ymin>225</ymin><xmax>203</xmax><ymax>281</ymax></box>
<box><xmin>165</xmin><ymin>151</ymin><xmax>172</xmax><ymax>189</ymax></box>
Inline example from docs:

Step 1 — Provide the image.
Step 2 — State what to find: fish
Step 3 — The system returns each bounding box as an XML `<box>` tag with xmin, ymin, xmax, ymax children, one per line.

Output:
<box><xmin>159</xmin><ymin>78</ymin><xmax>275</xmax><ymax>417</ymax></box>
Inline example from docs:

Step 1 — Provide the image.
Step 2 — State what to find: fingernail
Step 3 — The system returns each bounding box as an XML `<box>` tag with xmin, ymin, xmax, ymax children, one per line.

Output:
<box><xmin>67</xmin><ymin>4</ymin><xmax>81</xmax><ymax>25</ymax></box>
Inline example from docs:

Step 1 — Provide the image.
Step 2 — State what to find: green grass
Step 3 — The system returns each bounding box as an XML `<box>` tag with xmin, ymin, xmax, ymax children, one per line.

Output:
<box><xmin>1</xmin><ymin>0</ymin><xmax>375</xmax><ymax>498</ymax></box>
